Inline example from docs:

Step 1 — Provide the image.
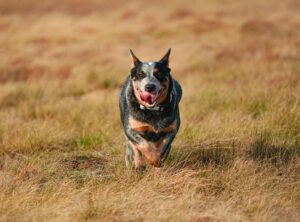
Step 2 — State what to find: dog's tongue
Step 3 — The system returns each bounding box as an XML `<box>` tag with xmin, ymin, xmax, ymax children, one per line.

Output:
<box><xmin>140</xmin><ymin>91</ymin><xmax>158</xmax><ymax>104</ymax></box>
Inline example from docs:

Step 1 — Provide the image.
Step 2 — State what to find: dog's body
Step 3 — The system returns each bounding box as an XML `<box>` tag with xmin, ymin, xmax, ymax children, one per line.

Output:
<box><xmin>119</xmin><ymin>49</ymin><xmax>182</xmax><ymax>169</ymax></box>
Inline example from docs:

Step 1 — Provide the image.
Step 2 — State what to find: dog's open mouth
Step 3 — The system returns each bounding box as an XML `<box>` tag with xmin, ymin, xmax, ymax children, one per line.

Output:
<box><xmin>139</xmin><ymin>89</ymin><xmax>163</xmax><ymax>107</ymax></box>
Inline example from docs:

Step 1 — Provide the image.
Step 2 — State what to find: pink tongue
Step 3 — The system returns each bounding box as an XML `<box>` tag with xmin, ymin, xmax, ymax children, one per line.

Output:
<box><xmin>140</xmin><ymin>91</ymin><xmax>157</xmax><ymax>104</ymax></box>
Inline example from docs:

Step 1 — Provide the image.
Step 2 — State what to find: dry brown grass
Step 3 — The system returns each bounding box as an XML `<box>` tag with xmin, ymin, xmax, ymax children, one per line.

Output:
<box><xmin>0</xmin><ymin>0</ymin><xmax>300</xmax><ymax>221</ymax></box>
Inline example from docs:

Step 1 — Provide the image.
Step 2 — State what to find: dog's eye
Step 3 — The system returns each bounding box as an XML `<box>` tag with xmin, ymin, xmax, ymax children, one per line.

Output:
<box><xmin>138</xmin><ymin>71</ymin><xmax>146</xmax><ymax>79</ymax></box>
<box><xmin>154</xmin><ymin>71</ymin><xmax>164</xmax><ymax>80</ymax></box>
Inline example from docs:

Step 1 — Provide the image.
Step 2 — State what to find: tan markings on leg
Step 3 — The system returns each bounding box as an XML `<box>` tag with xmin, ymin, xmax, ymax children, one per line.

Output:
<box><xmin>129</xmin><ymin>141</ymin><xmax>143</xmax><ymax>168</ymax></box>
<box><xmin>154</xmin><ymin>121</ymin><xmax>177</xmax><ymax>160</ymax></box>
<box><xmin>155</xmin><ymin>138</ymin><xmax>168</xmax><ymax>154</ymax></box>
<box><xmin>138</xmin><ymin>142</ymin><xmax>161</xmax><ymax>167</ymax></box>
<box><xmin>129</xmin><ymin>117</ymin><xmax>177</xmax><ymax>167</ymax></box>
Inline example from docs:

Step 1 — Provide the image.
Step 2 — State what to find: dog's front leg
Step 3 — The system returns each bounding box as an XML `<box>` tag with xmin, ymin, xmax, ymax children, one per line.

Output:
<box><xmin>127</xmin><ymin>141</ymin><xmax>143</xmax><ymax>169</ymax></box>
<box><xmin>126</xmin><ymin>128</ymin><xmax>161</xmax><ymax>168</ymax></box>
<box><xmin>157</xmin><ymin>130</ymin><xmax>177</xmax><ymax>162</ymax></box>
<box><xmin>126</xmin><ymin>128</ymin><xmax>162</xmax><ymax>167</ymax></box>
<box><xmin>125</xmin><ymin>129</ymin><xmax>144</xmax><ymax>169</ymax></box>
<box><xmin>137</xmin><ymin>141</ymin><xmax>162</xmax><ymax>167</ymax></box>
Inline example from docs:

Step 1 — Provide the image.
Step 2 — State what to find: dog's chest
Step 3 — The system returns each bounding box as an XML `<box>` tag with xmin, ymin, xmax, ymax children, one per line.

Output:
<box><xmin>129</xmin><ymin>116</ymin><xmax>176</xmax><ymax>140</ymax></box>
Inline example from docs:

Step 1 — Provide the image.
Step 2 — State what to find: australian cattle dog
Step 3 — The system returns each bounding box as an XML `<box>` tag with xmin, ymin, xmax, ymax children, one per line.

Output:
<box><xmin>119</xmin><ymin>49</ymin><xmax>182</xmax><ymax>170</ymax></box>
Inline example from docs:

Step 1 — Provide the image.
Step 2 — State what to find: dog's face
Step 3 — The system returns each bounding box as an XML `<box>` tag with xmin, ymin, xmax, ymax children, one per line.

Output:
<box><xmin>130</xmin><ymin>49</ymin><xmax>171</xmax><ymax>108</ymax></box>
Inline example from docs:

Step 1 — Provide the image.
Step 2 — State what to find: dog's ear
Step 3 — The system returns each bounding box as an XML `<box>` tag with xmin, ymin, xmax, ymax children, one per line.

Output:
<box><xmin>159</xmin><ymin>48</ymin><xmax>171</xmax><ymax>67</ymax></box>
<box><xmin>129</xmin><ymin>49</ymin><xmax>141</xmax><ymax>68</ymax></box>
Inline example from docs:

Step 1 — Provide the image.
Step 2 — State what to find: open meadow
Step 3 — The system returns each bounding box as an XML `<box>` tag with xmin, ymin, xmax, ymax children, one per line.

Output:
<box><xmin>0</xmin><ymin>0</ymin><xmax>300</xmax><ymax>221</ymax></box>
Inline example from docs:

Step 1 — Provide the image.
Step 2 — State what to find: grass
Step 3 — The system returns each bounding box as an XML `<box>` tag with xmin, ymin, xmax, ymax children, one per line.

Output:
<box><xmin>0</xmin><ymin>0</ymin><xmax>300</xmax><ymax>221</ymax></box>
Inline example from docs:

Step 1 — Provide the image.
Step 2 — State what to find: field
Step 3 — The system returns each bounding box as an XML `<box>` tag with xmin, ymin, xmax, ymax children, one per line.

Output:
<box><xmin>0</xmin><ymin>0</ymin><xmax>300</xmax><ymax>221</ymax></box>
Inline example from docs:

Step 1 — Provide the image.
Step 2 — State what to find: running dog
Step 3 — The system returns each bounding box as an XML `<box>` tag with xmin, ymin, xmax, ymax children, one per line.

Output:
<box><xmin>119</xmin><ymin>49</ymin><xmax>182</xmax><ymax>169</ymax></box>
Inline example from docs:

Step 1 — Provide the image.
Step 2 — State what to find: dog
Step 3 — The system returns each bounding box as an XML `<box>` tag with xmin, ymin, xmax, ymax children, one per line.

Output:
<box><xmin>119</xmin><ymin>49</ymin><xmax>182</xmax><ymax>169</ymax></box>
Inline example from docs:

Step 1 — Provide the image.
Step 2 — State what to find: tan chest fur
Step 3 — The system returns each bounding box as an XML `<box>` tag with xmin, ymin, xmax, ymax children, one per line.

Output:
<box><xmin>129</xmin><ymin>116</ymin><xmax>176</xmax><ymax>134</ymax></box>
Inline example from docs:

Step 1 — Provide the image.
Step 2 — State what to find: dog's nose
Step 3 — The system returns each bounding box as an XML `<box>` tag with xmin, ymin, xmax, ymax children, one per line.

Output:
<box><xmin>145</xmin><ymin>84</ymin><xmax>156</xmax><ymax>92</ymax></box>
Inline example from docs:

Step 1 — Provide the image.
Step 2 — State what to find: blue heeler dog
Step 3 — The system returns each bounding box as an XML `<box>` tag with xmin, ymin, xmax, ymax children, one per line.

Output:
<box><xmin>119</xmin><ymin>49</ymin><xmax>182</xmax><ymax>169</ymax></box>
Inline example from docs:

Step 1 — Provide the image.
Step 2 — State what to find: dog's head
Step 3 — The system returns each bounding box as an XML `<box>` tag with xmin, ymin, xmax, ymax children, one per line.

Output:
<box><xmin>129</xmin><ymin>49</ymin><xmax>171</xmax><ymax>108</ymax></box>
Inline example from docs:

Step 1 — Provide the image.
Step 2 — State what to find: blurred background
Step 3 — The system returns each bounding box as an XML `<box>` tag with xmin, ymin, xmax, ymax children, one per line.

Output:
<box><xmin>1</xmin><ymin>0</ymin><xmax>300</xmax><ymax>82</ymax></box>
